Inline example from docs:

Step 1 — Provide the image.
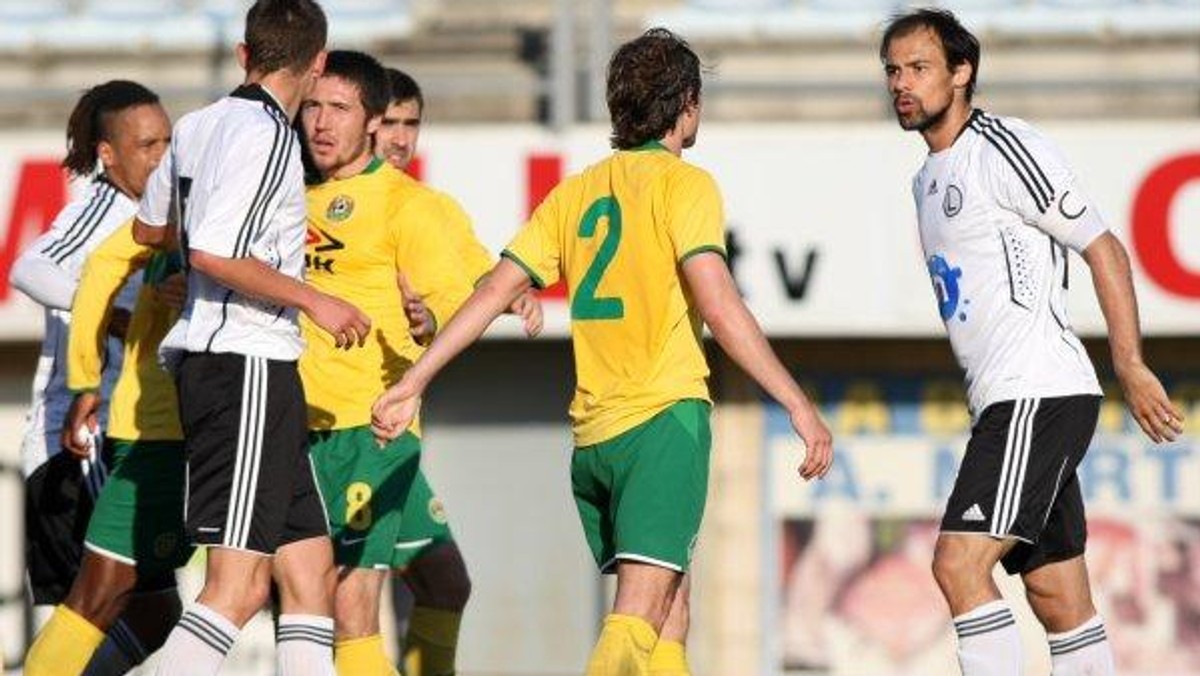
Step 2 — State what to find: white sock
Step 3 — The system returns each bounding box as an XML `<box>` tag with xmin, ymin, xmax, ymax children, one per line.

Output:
<box><xmin>1048</xmin><ymin>615</ymin><xmax>1114</xmax><ymax>675</ymax></box>
<box><xmin>153</xmin><ymin>604</ymin><xmax>239</xmax><ymax>676</ymax></box>
<box><xmin>83</xmin><ymin>620</ymin><xmax>146</xmax><ymax>676</ymax></box>
<box><xmin>953</xmin><ymin>599</ymin><xmax>1022</xmax><ymax>676</ymax></box>
<box><xmin>277</xmin><ymin>614</ymin><xmax>335</xmax><ymax>676</ymax></box>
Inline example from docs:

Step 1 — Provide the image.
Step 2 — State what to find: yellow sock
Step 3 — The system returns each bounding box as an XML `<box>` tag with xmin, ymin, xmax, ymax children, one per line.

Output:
<box><xmin>585</xmin><ymin>614</ymin><xmax>658</xmax><ymax>676</ymax></box>
<box><xmin>335</xmin><ymin>634</ymin><xmax>399</xmax><ymax>676</ymax></box>
<box><xmin>403</xmin><ymin>606</ymin><xmax>462</xmax><ymax>676</ymax></box>
<box><xmin>24</xmin><ymin>605</ymin><xmax>106</xmax><ymax>676</ymax></box>
<box><xmin>648</xmin><ymin>639</ymin><xmax>690</xmax><ymax>675</ymax></box>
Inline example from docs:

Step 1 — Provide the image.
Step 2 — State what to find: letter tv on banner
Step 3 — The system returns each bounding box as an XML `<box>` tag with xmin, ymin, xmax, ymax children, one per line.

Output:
<box><xmin>0</xmin><ymin>123</ymin><xmax>1196</xmax><ymax>339</ymax></box>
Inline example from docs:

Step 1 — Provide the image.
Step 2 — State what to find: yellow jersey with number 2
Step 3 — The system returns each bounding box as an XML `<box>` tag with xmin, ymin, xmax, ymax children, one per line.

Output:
<box><xmin>503</xmin><ymin>142</ymin><xmax>726</xmax><ymax>447</ymax></box>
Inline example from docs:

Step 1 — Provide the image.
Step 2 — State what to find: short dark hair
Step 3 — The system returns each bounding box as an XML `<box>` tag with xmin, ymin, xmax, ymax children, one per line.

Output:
<box><xmin>323</xmin><ymin>50</ymin><xmax>389</xmax><ymax>118</ymax></box>
<box><xmin>63</xmin><ymin>80</ymin><xmax>160</xmax><ymax>177</ymax></box>
<box><xmin>244</xmin><ymin>0</ymin><xmax>327</xmax><ymax>76</ymax></box>
<box><xmin>384</xmin><ymin>68</ymin><xmax>423</xmax><ymax>114</ymax></box>
<box><xmin>606</xmin><ymin>28</ymin><xmax>702</xmax><ymax>150</ymax></box>
<box><xmin>880</xmin><ymin>8</ymin><xmax>980</xmax><ymax>101</ymax></box>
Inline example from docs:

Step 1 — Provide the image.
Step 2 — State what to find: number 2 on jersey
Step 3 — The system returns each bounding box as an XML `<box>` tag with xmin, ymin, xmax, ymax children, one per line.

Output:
<box><xmin>571</xmin><ymin>196</ymin><xmax>624</xmax><ymax>320</ymax></box>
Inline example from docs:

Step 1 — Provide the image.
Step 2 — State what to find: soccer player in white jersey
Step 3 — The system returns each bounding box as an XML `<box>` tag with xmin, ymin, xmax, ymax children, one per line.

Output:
<box><xmin>132</xmin><ymin>2</ymin><xmax>371</xmax><ymax>675</ymax></box>
<box><xmin>882</xmin><ymin>9</ymin><xmax>1184</xmax><ymax>676</ymax></box>
<box><xmin>9</xmin><ymin>79</ymin><xmax>173</xmax><ymax>675</ymax></box>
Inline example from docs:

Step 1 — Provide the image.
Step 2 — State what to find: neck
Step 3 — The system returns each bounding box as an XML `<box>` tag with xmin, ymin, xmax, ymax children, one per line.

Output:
<box><xmin>247</xmin><ymin>72</ymin><xmax>301</xmax><ymax>119</ymax></box>
<box><xmin>323</xmin><ymin>150</ymin><xmax>374</xmax><ymax>181</ymax></box>
<box><xmin>658</xmin><ymin>133</ymin><xmax>684</xmax><ymax>157</ymax></box>
<box><xmin>921</xmin><ymin>100</ymin><xmax>973</xmax><ymax>153</ymax></box>
<box><xmin>102</xmin><ymin>172</ymin><xmax>138</xmax><ymax>201</ymax></box>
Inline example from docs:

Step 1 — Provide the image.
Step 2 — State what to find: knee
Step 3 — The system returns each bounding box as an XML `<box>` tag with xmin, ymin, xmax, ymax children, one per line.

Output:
<box><xmin>410</xmin><ymin>547</ymin><xmax>472</xmax><ymax>612</ymax></box>
<box><xmin>931</xmin><ymin>539</ymin><xmax>989</xmax><ymax>595</ymax></box>
<box><xmin>203</xmin><ymin>568</ymin><xmax>272</xmax><ymax>625</ymax></box>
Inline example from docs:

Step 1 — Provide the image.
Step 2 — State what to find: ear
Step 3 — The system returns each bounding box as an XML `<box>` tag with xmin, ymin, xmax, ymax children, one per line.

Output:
<box><xmin>365</xmin><ymin>113</ymin><xmax>382</xmax><ymax>136</ymax></box>
<box><xmin>235</xmin><ymin>43</ymin><xmax>250</xmax><ymax>71</ymax></box>
<box><xmin>96</xmin><ymin>139</ymin><xmax>116</xmax><ymax>170</ymax></box>
<box><xmin>951</xmin><ymin>61</ymin><xmax>972</xmax><ymax>92</ymax></box>
<box><xmin>310</xmin><ymin>50</ymin><xmax>328</xmax><ymax>79</ymax></box>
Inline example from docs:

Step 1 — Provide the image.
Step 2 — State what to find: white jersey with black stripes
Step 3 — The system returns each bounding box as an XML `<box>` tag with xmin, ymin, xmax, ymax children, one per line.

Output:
<box><xmin>913</xmin><ymin>109</ymin><xmax>1106</xmax><ymax>420</ymax></box>
<box><xmin>138</xmin><ymin>83</ymin><xmax>307</xmax><ymax>366</ymax></box>
<box><xmin>14</xmin><ymin>176</ymin><xmax>138</xmax><ymax>477</ymax></box>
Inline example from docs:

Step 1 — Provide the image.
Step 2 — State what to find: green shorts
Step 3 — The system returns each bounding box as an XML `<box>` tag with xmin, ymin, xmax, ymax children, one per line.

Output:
<box><xmin>85</xmin><ymin>439</ymin><xmax>194</xmax><ymax>575</ymax></box>
<box><xmin>390</xmin><ymin>467</ymin><xmax>455</xmax><ymax>569</ymax></box>
<box><xmin>311</xmin><ymin>426</ymin><xmax>426</xmax><ymax>569</ymax></box>
<box><xmin>571</xmin><ymin>399</ymin><xmax>711</xmax><ymax>574</ymax></box>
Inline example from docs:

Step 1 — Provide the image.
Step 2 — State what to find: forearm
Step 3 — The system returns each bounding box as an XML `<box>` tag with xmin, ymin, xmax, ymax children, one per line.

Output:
<box><xmin>132</xmin><ymin>219</ymin><xmax>176</xmax><ymax>249</ymax></box>
<box><xmin>10</xmin><ymin>254</ymin><xmax>76</xmax><ymax>310</ymax></box>
<box><xmin>708</xmin><ymin>295</ymin><xmax>808</xmax><ymax>412</ymax></box>
<box><xmin>407</xmin><ymin>260</ymin><xmax>530</xmax><ymax>390</ymax></box>
<box><xmin>189</xmin><ymin>251</ymin><xmax>317</xmax><ymax>313</ymax></box>
<box><xmin>1084</xmin><ymin>233</ymin><xmax>1144</xmax><ymax>373</ymax></box>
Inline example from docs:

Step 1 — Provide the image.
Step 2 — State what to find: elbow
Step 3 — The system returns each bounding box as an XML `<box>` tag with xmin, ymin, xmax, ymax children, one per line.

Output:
<box><xmin>131</xmin><ymin>220</ymin><xmax>165</xmax><ymax>247</ymax></box>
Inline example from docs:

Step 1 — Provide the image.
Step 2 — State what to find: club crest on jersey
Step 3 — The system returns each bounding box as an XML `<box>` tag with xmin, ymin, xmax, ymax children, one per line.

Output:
<box><xmin>326</xmin><ymin>195</ymin><xmax>354</xmax><ymax>222</ymax></box>
<box><xmin>927</xmin><ymin>254</ymin><xmax>966</xmax><ymax>322</ymax></box>
<box><xmin>942</xmin><ymin>184</ymin><xmax>963</xmax><ymax>217</ymax></box>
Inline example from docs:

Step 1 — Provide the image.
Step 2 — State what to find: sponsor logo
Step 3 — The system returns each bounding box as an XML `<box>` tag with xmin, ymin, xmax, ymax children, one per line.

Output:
<box><xmin>305</xmin><ymin>224</ymin><xmax>345</xmax><ymax>273</ymax></box>
<box><xmin>962</xmin><ymin>504</ymin><xmax>987</xmax><ymax>522</ymax></box>
<box><xmin>927</xmin><ymin>254</ymin><xmax>967</xmax><ymax>322</ymax></box>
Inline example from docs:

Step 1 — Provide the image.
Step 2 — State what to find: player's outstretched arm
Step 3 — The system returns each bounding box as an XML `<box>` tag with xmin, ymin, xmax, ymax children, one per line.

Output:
<box><xmin>1083</xmin><ymin>232</ymin><xmax>1184</xmax><ymax>443</ymax></box>
<box><xmin>188</xmin><ymin>250</ymin><xmax>371</xmax><ymax>349</ymax></box>
<box><xmin>681</xmin><ymin>251</ymin><xmax>833</xmax><ymax>480</ymax></box>
<box><xmin>371</xmin><ymin>258</ymin><xmax>532</xmax><ymax>443</ymax></box>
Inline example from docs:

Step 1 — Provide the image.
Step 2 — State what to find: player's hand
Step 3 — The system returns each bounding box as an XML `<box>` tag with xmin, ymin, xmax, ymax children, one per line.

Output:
<box><xmin>153</xmin><ymin>272</ymin><xmax>187</xmax><ymax>311</ymax></box>
<box><xmin>106</xmin><ymin>308</ymin><xmax>131</xmax><ymax>340</ymax></box>
<box><xmin>371</xmin><ymin>381</ymin><xmax>421</xmax><ymax>446</ymax></box>
<box><xmin>509</xmin><ymin>290</ymin><xmax>543</xmax><ymax>338</ymax></box>
<box><xmin>790</xmin><ymin>401</ymin><xmax>833</xmax><ymax>481</ymax></box>
<box><xmin>397</xmin><ymin>272</ymin><xmax>435</xmax><ymax>346</ymax></box>
<box><xmin>1117</xmin><ymin>361</ymin><xmax>1184</xmax><ymax>443</ymax></box>
<box><xmin>306</xmin><ymin>291</ymin><xmax>371</xmax><ymax>349</ymax></box>
<box><xmin>62</xmin><ymin>392</ymin><xmax>101</xmax><ymax>459</ymax></box>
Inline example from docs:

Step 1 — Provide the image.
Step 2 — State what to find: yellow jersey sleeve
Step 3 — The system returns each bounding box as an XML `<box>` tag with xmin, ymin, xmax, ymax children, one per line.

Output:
<box><xmin>67</xmin><ymin>219</ymin><xmax>152</xmax><ymax>392</ymax></box>
<box><xmin>436</xmin><ymin>191</ymin><xmax>494</xmax><ymax>284</ymax></box>
<box><xmin>502</xmin><ymin>186</ymin><xmax>563</xmax><ymax>289</ymax></box>
<box><xmin>665</xmin><ymin>166</ymin><xmax>726</xmax><ymax>261</ymax></box>
<box><xmin>393</xmin><ymin>193</ymin><xmax>475</xmax><ymax>333</ymax></box>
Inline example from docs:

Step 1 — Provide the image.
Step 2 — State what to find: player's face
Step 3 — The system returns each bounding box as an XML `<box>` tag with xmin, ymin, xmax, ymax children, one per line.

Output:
<box><xmin>98</xmin><ymin>103</ymin><xmax>171</xmax><ymax>199</ymax></box>
<box><xmin>883</xmin><ymin>28</ymin><xmax>965</xmax><ymax>132</ymax></box>
<box><xmin>374</xmin><ymin>99</ymin><xmax>421</xmax><ymax>171</ymax></box>
<box><xmin>300</xmin><ymin>75</ymin><xmax>380</xmax><ymax>177</ymax></box>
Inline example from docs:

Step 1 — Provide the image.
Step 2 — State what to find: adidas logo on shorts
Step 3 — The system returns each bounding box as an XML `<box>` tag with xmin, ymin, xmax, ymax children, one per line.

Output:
<box><xmin>962</xmin><ymin>504</ymin><xmax>987</xmax><ymax>522</ymax></box>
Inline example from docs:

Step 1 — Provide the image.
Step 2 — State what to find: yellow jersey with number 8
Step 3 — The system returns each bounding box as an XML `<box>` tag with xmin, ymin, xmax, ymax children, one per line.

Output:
<box><xmin>503</xmin><ymin>142</ymin><xmax>726</xmax><ymax>446</ymax></box>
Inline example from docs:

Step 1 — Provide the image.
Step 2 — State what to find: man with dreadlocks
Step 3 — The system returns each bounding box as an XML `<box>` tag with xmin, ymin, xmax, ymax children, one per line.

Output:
<box><xmin>9</xmin><ymin>79</ymin><xmax>172</xmax><ymax>675</ymax></box>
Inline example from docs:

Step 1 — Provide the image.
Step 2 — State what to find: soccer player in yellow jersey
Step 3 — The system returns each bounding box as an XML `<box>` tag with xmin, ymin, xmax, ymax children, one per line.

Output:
<box><xmin>24</xmin><ymin>219</ymin><xmax>192</xmax><ymax>676</ymax></box>
<box><xmin>372</xmin><ymin>29</ymin><xmax>835</xmax><ymax>675</ymax></box>
<box><xmin>298</xmin><ymin>50</ymin><xmax>476</xmax><ymax>676</ymax></box>
<box><xmin>371</xmin><ymin>65</ymin><xmax>542</xmax><ymax>676</ymax></box>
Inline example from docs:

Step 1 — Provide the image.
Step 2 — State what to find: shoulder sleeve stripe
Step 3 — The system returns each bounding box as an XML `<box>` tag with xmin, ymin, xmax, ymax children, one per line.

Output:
<box><xmin>971</xmin><ymin>118</ymin><xmax>1051</xmax><ymax>213</ymax></box>
<box><xmin>41</xmin><ymin>183</ymin><xmax>115</xmax><ymax>261</ymax></box>
<box><xmin>973</xmin><ymin>115</ymin><xmax>1055</xmax><ymax>212</ymax></box>
<box><xmin>231</xmin><ymin>112</ymin><xmax>287</xmax><ymax>258</ymax></box>
<box><xmin>44</xmin><ymin>185</ymin><xmax>117</xmax><ymax>264</ymax></box>
<box><xmin>247</xmin><ymin>121</ymin><xmax>295</xmax><ymax>248</ymax></box>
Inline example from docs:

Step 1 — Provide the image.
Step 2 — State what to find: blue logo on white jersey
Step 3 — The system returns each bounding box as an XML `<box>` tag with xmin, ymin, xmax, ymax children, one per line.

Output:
<box><xmin>927</xmin><ymin>254</ymin><xmax>964</xmax><ymax>321</ymax></box>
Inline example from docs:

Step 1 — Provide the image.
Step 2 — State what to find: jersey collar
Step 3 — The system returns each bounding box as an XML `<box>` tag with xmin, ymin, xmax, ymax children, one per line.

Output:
<box><xmin>630</xmin><ymin>140</ymin><xmax>668</xmax><ymax>152</ymax></box>
<box><xmin>230</xmin><ymin>83</ymin><xmax>286</xmax><ymax>118</ymax></box>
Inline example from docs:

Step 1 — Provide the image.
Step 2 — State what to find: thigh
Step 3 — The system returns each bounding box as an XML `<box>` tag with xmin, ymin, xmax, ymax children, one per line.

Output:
<box><xmin>25</xmin><ymin>450</ymin><xmax>93</xmax><ymax>605</ymax></box>
<box><xmin>611</xmin><ymin>400</ymin><xmax>712</xmax><ymax>574</ymax></box>
<box><xmin>310</xmin><ymin>427</ymin><xmax>421</xmax><ymax>569</ymax></box>
<box><xmin>391</xmin><ymin>466</ymin><xmax>455</xmax><ymax>569</ymax></box>
<box><xmin>571</xmin><ymin>441</ymin><xmax>616</xmax><ymax>572</ymax></box>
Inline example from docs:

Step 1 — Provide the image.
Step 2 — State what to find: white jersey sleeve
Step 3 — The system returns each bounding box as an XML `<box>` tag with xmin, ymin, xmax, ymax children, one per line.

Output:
<box><xmin>187</xmin><ymin>118</ymin><xmax>297</xmax><ymax>259</ymax></box>
<box><xmin>980</xmin><ymin>117</ymin><xmax>1107</xmax><ymax>253</ymax></box>
<box><xmin>137</xmin><ymin>145</ymin><xmax>174</xmax><ymax>227</ymax></box>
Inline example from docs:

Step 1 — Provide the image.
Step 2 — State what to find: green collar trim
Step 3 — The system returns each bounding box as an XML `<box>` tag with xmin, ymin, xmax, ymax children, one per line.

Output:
<box><xmin>630</xmin><ymin>140</ymin><xmax>668</xmax><ymax>152</ymax></box>
<box><xmin>362</xmin><ymin>156</ymin><xmax>385</xmax><ymax>175</ymax></box>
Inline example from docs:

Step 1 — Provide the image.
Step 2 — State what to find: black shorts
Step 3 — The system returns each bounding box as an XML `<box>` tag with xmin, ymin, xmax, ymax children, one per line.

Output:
<box><xmin>176</xmin><ymin>353</ymin><xmax>328</xmax><ymax>555</ymax></box>
<box><xmin>941</xmin><ymin>394</ymin><xmax>1101</xmax><ymax>575</ymax></box>
<box><xmin>26</xmin><ymin>441</ymin><xmax>174</xmax><ymax>604</ymax></box>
